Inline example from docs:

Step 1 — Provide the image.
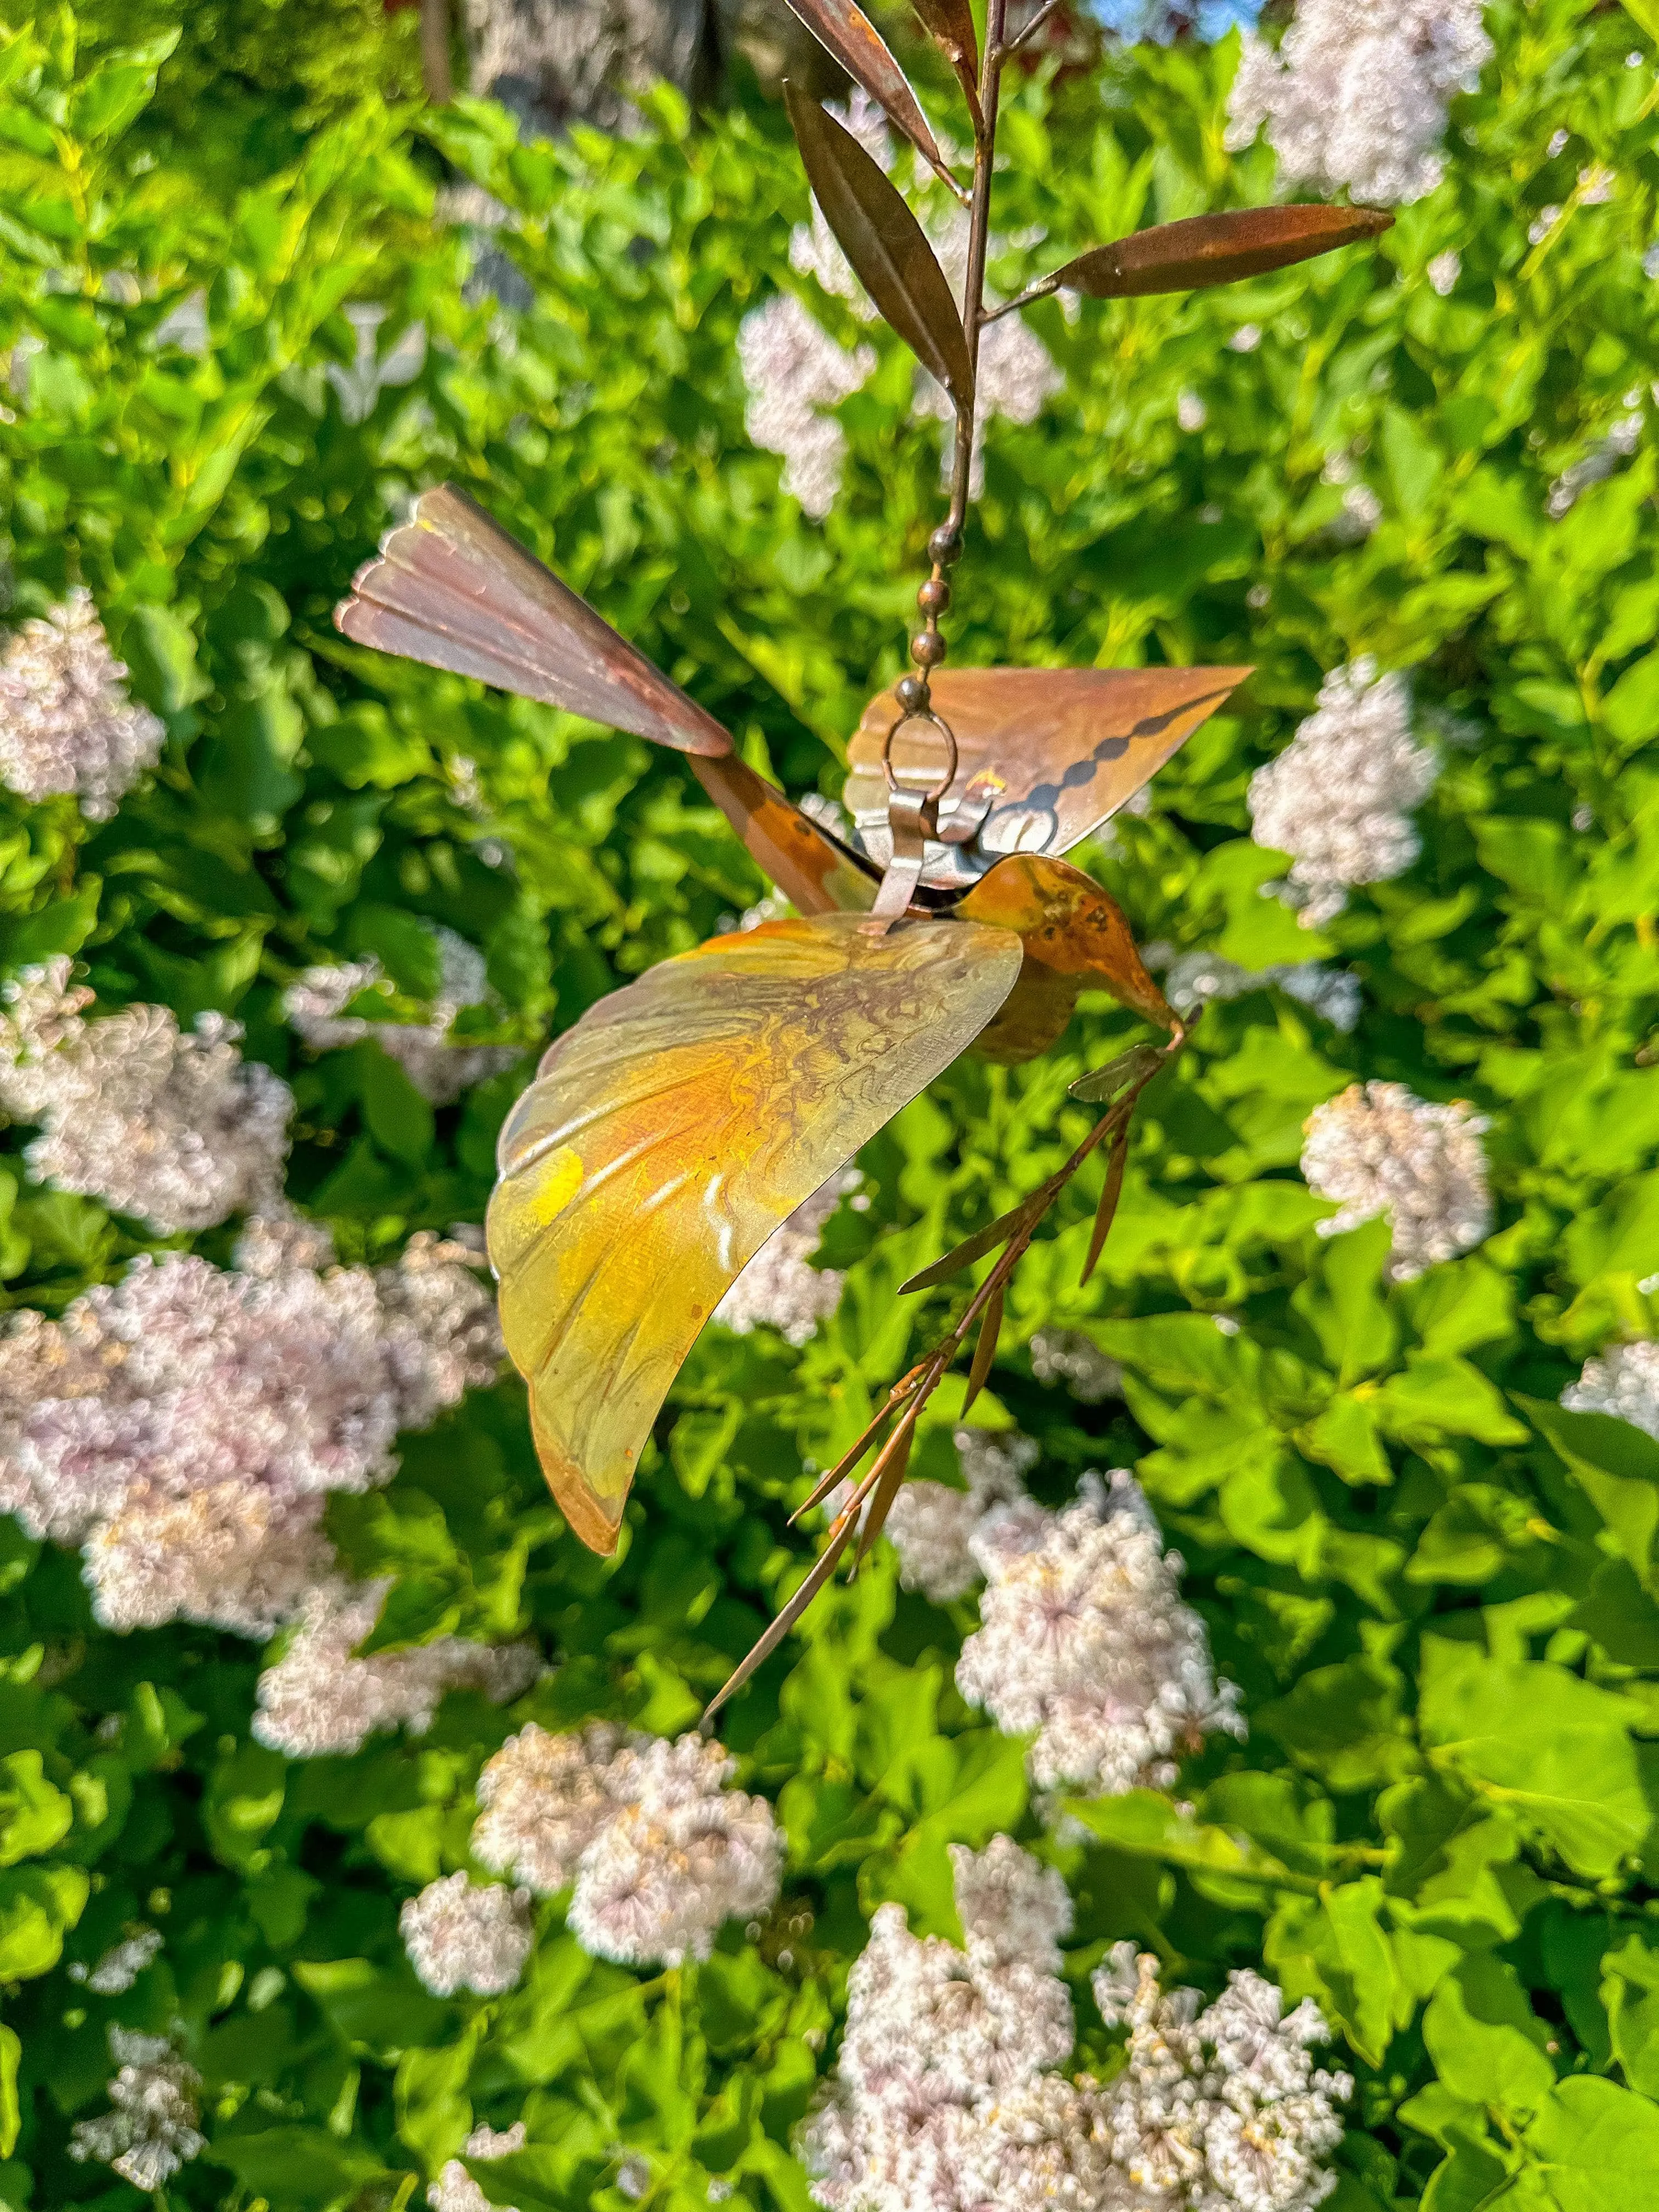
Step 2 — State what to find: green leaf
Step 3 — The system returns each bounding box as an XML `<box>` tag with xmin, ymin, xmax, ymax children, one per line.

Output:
<box><xmin>1520</xmin><ymin>1396</ymin><xmax>1659</xmax><ymax>1581</ymax></box>
<box><xmin>1417</xmin><ymin>1641</ymin><xmax>1651</xmax><ymax>1878</ymax></box>
<box><xmin>0</xmin><ymin>1751</ymin><xmax>72</xmax><ymax>1864</ymax></box>
<box><xmin>1372</xmin><ymin>1357</ymin><xmax>1527</xmax><ymax>1447</ymax></box>
<box><xmin>0</xmin><ymin>1863</ymin><xmax>88</xmax><ymax>1979</ymax></box>
<box><xmin>0</xmin><ymin>2027</ymin><xmax>18</xmax><ymax>2160</ymax></box>
<box><xmin>358</xmin><ymin>1043</ymin><xmax>437</xmax><ymax>1166</ymax></box>
<box><xmin>1520</xmin><ymin>2076</ymin><xmax>1659</xmax><ymax>2211</ymax></box>
<box><xmin>1265</xmin><ymin>1877</ymin><xmax>1408</xmax><ymax>2066</ymax></box>
<box><xmin>1421</xmin><ymin>1954</ymin><xmax>1554</xmax><ymax>2112</ymax></box>
<box><xmin>1601</xmin><ymin>1931</ymin><xmax>1659</xmax><ymax>2097</ymax></box>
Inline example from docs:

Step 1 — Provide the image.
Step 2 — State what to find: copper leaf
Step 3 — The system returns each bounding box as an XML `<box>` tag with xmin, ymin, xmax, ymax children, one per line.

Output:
<box><xmin>1052</xmin><ymin>204</ymin><xmax>1394</xmax><ymax>299</ymax></box>
<box><xmin>910</xmin><ymin>0</ymin><xmax>979</xmax><ymax>109</ymax></box>
<box><xmin>854</xmin><ymin>1413</ymin><xmax>917</xmax><ymax>1568</ymax></box>
<box><xmin>1068</xmin><ymin>1042</ymin><xmax>1161</xmax><ymax>1104</ymax></box>
<box><xmin>786</xmin><ymin>85</ymin><xmax>974</xmax><ymax>404</ymax></box>
<box><xmin>901</xmin><ymin>1182</ymin><xmax>1055</xmax><ymax>1293</ymax></box>
<box><xmin>1080</xmin><ymin>1128</ymin><xmax>1129</xmax><ymax>1288</ymax></box>
<box><xmin>962</xmin><ymin>1284</ymin><xmax>1004</xmax><ymax>1414</ymax></box>
<box><xmin>781</xmin><ymin>0</ymin><xmax>945</xmax><ymax>172</ymax></box>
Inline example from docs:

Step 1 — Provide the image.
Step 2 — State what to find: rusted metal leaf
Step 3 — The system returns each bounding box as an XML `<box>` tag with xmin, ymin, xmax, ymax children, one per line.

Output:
<box><xmin>1051</xmin><ymin>204</ymin><xmax>1393</xmax><ymax>300</ymax></box>
<box><xmin>704</xmin><ymin>1503</ymin><xmax>862</xmax><ymax>1722</ymax></box>
<box><xmin>910</xmin><ymin>0</ymin><xmax>979</xmax><ymax>112</ymax></box>
<box><xmin>489</xmin><ymin>913</ymin><xmax>1020</xmax><ymax>1553</ymax></box>
<box><xmin>900</xmin><ymin>1187</ymin><xmax>1051</xmax><ymax>1294</ymax></box>
<box><xmin>1069</xmin><ymin>1042</ymin><xmax>1162</xmax><ymax>1103</ymax></box>
<box><xmin>782</xmin><ymin>0</ymin><xmax>946</xmax><ymax>173</ymax></box>
<box><xmin>1080</xmin><ymin>1127</ymin><xmax>1129</xmax><ymax>1288</ymax></box>
<box><xmin>854</xmin><ymin>1412</ymin><xmax>916</xmax><ymax>1568</ymax></box>
<box><xmin>786</xmin><ymin>85</ymin><xmax>974</xmax><ymax>404</ymax></box>
<box><xmin>792</xmin><ymin>1390</ymin><xmax>910</xmax><ymax>1522</ymax></box>
<box><xmin>962</xmin><ymin>1284</ymin><xmax>1004</xmax><ymax>1413</ymax></box>
<box><xmin>335</xmin><ymin>483</ymin><xmax>735</xmax><ymax>758</ymax></box>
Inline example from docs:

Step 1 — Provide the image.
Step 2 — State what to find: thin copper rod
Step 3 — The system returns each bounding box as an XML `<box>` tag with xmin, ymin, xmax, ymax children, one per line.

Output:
<box><xmin>420</xmin><ymin>0</ymin><xmax>453</xmax><ymax>103</ymax></box>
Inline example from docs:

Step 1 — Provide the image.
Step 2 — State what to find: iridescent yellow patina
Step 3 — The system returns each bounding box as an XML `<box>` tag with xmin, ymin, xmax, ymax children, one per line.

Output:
<box><xmin>487</xmin><ymin>914</ymin><xmax>1022</xmax><ymax>1551</ymax></box>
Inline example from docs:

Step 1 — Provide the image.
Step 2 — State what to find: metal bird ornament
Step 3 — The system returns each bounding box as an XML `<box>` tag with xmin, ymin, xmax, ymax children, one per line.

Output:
<box><xmin>335</xmin><ymin>0</ymin><xmax>1392</xmax><ymax>1716</ymax></box>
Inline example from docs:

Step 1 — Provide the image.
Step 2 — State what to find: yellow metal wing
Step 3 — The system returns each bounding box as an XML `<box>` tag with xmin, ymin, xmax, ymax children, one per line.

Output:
<box><xmin>487</xmin><ymin>913</ymin><xmax>1024</xmax><ymax>1552</ymax></box>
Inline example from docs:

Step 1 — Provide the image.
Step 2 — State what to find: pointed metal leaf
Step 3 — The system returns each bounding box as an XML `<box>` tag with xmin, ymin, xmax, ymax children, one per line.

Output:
<box><xmin>782</xmin><ymin>0</ymin><xmax>945</xmax><ymax>171</ymax></box>
<box><xmin>1052</xmin><ymin>204</ymin><xmax>1393</xmax><ymax>300</ymax></box>
<box><xmin>1080</xmin><ymin>1128</ymin><xmax>1129</xmax><ymax>1288</ymax></box>
<box><xmin>786</xmin><ymin>85</ymin><xmax>973</xmax><ymax>404</ymax></box>
<box><xmin>962</xmin><ymin>1284</ymin><xmax>1004</xmax><ymax>1413</ymax></box>
<box><xmin>910</xmin><ymin>0</ymin><xmax>979</xmax><ymax>109</ymax></box>
<box><xmin>900</xmin><ymin>1184</ymin><xmax>1054</xmax><ymax>1294</ymax></box>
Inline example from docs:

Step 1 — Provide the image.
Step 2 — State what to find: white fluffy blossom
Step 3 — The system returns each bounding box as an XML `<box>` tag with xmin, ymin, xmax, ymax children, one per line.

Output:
<box><xmin>804</xmin><ymin>1838</ymin><xmax>1349</xmax><ymax>2212</ymax></box>
<box><xmin>956</xmin><ymin>1475</ymin><xmax>1244</xmax><ymax>1798</ymax></box>
<box><xmin>1226</xmin><ymin>0</ymin><xmax>1492</xmax><ymax>205</ymax></box>
<box><xmin>1029</xmin><ymin>1329</ymin><xmax>1124</xmax><ymax>1404</ymax></box>
<box><xmin>1158</xmin><ymin>950</ymin><xmax>1361</xmax><ymax>1032</ymax></box>
<box><xmin>0</xmin><ymin>590</ymin><xmax>165</xmax><ymax>819</ymax></box>
<box><xmin>69</xmin><ymin>2028</ymin><xmax>205</xmax><ymax>2194</ymax></box>
<box><xmin>68</xmin><ymin>1927</ymin><xmax>163</xmax><ymax>1993</ymax></box>
<box><xmin>1090</xmin><ymin>1948</ymin><xmax>1352</xmax><ymax>2212</ymax></box>
<box><xmin>285</xmin><ymin>926</ymin><xmax>517</xmax><ymax>1103</ymax></box>
<box><xmin>1562</xmin><ymin>1340</ymin><xmax>1659</xmax><ymax>1440</ymax></box>
<box><xmin>473</xmin><ymin>1724</ymin><xmax>783</xmax><ymax>1967</ymax></box>
<box><xmin>0</xmin><ymin>958</ymin><xmax>292</xmax><ymax>1230</ymax></box>
<box><xmin>400</xmin><ymin>1872</ymin><xmax>535</xmax><ymax>1996</ymax></box>
<box><xmin>884</xmin><ymin>1429</ymin><xmax>1039</xmax><ymax>1604</ymax></box>
<box><xmin>1246</xmin><ymin>661</ymin><xmax>1439</xmax><ymax>926</ymax></box>
<box><xmin>713</xmin><ymin>1167</ymin><xmax>861</xmax><ymax>1345</ymax></box>
<box><xmin>737</xmin><ymin>292</ymin><xmax>877</xmax><ymax>519</ymax></box>
<box><xmin>1427</xmin><ymin>249</ymin><xmax>1461</xmax><ymax>295</ymax></box>
<box><xmin>253</xmin><ymin>1577</ymin><xmax>539</xmax><ymax>1758</ymax></box>
<box><xmin>1301</xmin><ymin>1080</ymin><xmax>1491</xmax><ymax>1278</ymax></box>
<box><xmin>802</xmin><ymin>1838</ymin><xmax>1079</xmax><ymax>2212</ymax></box>
<box><xmin>0</xmin><ymin>1217</ymin><xmax>506</xmax><ymax>1638</ymax></box>
<box><xmin>430</xmin><ymin>2123</ymin><xmax>527</xmax><ymax>2212</ymax></box>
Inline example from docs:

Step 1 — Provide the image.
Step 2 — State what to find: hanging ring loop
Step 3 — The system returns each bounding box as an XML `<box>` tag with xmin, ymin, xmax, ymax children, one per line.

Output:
<box><xmin>881</xmin><ymin>706</ymin><xmax>960</xmax><ymax>804</ymax></box>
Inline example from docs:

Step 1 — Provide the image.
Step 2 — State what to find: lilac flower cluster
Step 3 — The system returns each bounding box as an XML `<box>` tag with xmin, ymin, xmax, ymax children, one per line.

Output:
<box><xmin>1227</xmin><ymin>0</ymin><xmax>1492</xmax><ymax>205</ymax></box>
<box><xmin>0</xmin><ymin>957</ymin><xmax>292</xmax><ymax>1231</ymax></box>
<box><xmin>803</xmin><ymin>1837</ymin><xmax>1350</xmax><ymax>2212</ymax></box>
<box><xmin>0</xmin><ymin>589</ymin><xmax>165</xmax><ymax>818</ymax></box>
<box><xmin>1301</xmin><ymin>1080</ymin><xmax>1492</xmax><ymax>1278</ymax></box>
<box><xmin>0</xmin><ymin>1214</ymin><xmax>505</xmax><ymax>1638</ymax></box>
<box><xmin>956</xmin><ymin>1474</ymin><xmax>1245</xmax><ymax>1799</ymax></box>
<box><xmin>472</xmin><ymin>1723</ymin><xmax>783</xmax><ymax>1967</ymax></box>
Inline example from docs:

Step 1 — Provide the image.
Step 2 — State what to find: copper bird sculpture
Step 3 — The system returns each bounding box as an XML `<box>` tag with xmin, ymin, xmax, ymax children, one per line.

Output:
<box><xmin>336</xmin><ymin>0</ymin><xmax>1392</xmax><ymax>1715</ymax></box>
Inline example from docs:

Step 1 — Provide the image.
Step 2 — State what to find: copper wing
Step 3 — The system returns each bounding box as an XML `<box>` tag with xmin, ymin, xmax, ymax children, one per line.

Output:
<box><xmin>487</xmin><ymin>912</ymin><xmax>1022</xmax><ymax>1551</ymax></box>
<box><xmin>335</xmin><ymin>483</ymin><xmax>877</xmax><ymax>913</ymax></box>
<box><xmin>845</xmin><ymin>664</ymin><xmax>1252</xmax><ymax>895</ymax></box>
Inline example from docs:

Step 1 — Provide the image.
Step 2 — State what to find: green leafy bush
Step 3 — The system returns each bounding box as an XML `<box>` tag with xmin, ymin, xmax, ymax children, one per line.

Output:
<box><xmin>0</xmin><ymin>2</ymin><xmax>1657</xmax><ymax>2207</ymax></box>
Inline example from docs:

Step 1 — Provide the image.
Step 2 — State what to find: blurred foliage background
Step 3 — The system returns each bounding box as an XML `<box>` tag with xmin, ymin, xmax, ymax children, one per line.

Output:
<box><xmin>1</xmin><ymin>0</ymin><xmax>1658</xmax><ymax>2206</ymax></box>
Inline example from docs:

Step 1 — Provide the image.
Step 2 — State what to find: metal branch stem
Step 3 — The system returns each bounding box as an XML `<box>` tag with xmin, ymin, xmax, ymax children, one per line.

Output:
<box><xmin>705</xmin><ymin>1022</ymin><xmax>1189</xmax><ymax>1722</ymax></box>
<box><xmin>419</xmin><ymin>0</ymin><xmax>453</xmax><ymax>104</ymax></box>
<box><xmin>1007</xmin><ymin>0</ymin><xmax>1066</xmax><ymax>53</ymax></box>
<box><xmin>945</xmin><ymin>0</ymin><xmax>1009</xmax><ymax>542</ymax></box>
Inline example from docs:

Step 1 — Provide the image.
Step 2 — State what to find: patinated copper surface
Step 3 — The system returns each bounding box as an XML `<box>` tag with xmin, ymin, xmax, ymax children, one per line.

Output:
<box><xmin>487</xmin><ymin>913</ymin><xmax>1021</xmax><ymax>1551</ymax></box>
<box><xmin>335</xmin><ymin>484</ymin><xmax>732</xmax><ymax>758</ymax></box>
<box><xmin>846</xmin><ymin>665</ymin><xmax>1251</xmax><ymax>891</ymax></box>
